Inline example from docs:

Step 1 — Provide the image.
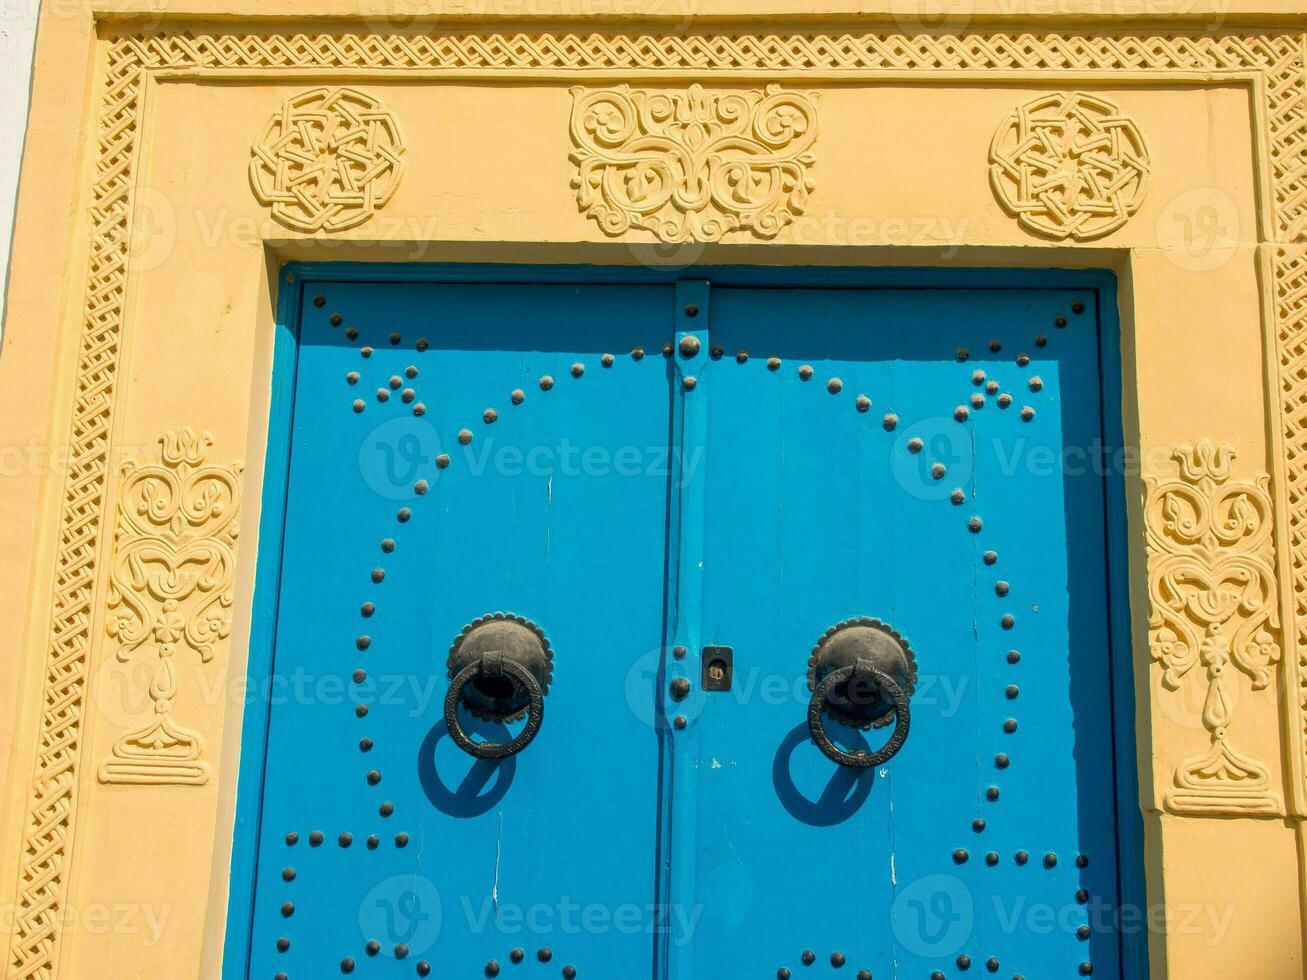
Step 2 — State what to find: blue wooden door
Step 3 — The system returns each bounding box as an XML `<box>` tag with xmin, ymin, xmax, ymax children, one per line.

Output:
<box><xmin>236</xmin><ymin>273</ymin><xmax>1133</xmax><ymax>980</ymax></box>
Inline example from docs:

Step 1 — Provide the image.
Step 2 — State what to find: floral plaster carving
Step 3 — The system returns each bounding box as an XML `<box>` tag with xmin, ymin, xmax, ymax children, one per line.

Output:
<box><xmin>989</xmin><ymin>91</ymin><xmax>1150</xmax><ymax>241</ymax></box>
<box><xmin>569</xmin><ymin>84</ymin><xmax>817</xmax><ymax>242</ymax></box>
<box><xmin>250</xmin><ymin>86</ymin><xmax>405</xmax><ymax>233</ymax></box>
<box><xmin>98</xmin><ymin>428</ymin><xmax>242</xmax><ymax>786</ymax></box>
<box><xmin>1146</xmin><ymin>441</ymin><xmax>1282</xmax><ymax>814</ymax></box>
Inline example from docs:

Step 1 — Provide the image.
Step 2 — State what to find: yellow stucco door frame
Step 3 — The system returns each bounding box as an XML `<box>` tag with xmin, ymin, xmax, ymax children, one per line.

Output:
<box><xmin>1</xmin><ymin>3</ymin><xmax>1306</xmax><ymax>978</ymax></box>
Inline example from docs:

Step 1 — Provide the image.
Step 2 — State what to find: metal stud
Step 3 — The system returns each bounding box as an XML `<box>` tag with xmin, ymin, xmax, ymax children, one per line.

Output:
<box><xmin>831</xmin><ymin>952</ymin><xmax>846</xmax><ymax>967</ymax></box>
<box><xmin>672</xmin><ymin>645</ymin><xmax>686</xmax><ymax>659</ymax></box>
<box><xmin>986</xmin><ymin>957</ymin><xmax>999</xmax><ymax>972</ymax></box>
<box><xmin>359</xmin><ymin>737</ymin><xmax>373</xmax><ymax>751</ymax></box>
<box><xmin>973</xmin><ymin>819</ymin><xmax>986</xmax><ymax>832</ymax></box>
<box><xmin>1020</xmin><ymin>407</ymin><xmax>1034</xmax><ymax>421</ymax></box>
<box><xmin>1077</xmin><ymin>925</ymin><xmax>1091</xmax><ymax>940</ymax></box>
<box><xmin>540</xmin><ymin>375</ymin><xmax>554</xmax><ymax>390</ymax></box>
<box><xmin>826</xmin><ymin>378</ymin><xmax>842</xmax><ymax>395</ymax></box>
<box><xmin>1077</xmin><ymin>854</ymin><xmax>1089</xmax><ymax>868</ymax></box>
<box><xmin>670</xmin><ymin>677</ymin><xmax>691</xmax><ymax>700</ymax></box>
<box><xmin>417</xmin><ymin>338</ymin><xmax>430</xmax><ymax>352</ymax></box>
<box><xmin>1007</xmin><ymin>650</ymin><xmax>1021</xmax><ymax>664</ymax></box>
<box><xmin>367</xmin><ymin>941</ymin><xmax>381</xmax><ymax>956</ymax></box>
<box><xmin>458</xmin><ymin>429</ymin><xmax>473</xmax><ymax>445</ymax></box>
<box><xmin>989</xmin><ymin>340</ymin><xmax>1001</xmax><ymax>352</ymax></box>
<box><xmin>907</xmin><ymin>438</ymin><xmax>923</xmax><ymax>453</ymax></box>
<box><xmin>538</xmin><ymin>948</ymin><xmax>553</xmax><ymax>962</ymax></box>
<box><xmin>282</xmin><ymin>867</ymin><xmax>296</xmax><ymax>881</ymax></box>
<box><xmin>972</xmin><ymin>370</ymin><xmax>986</xmax><ymax>385</ymax></box>
<box><xmin>953</xmin><ymin>848</ymin><xmax>969</xmax><ymax>864</ymax></box>
<box><xmin>417</xmin><ymin>962</ymin><xmax>431</xmax><ymax>976</ymax></box>
<box><xmin>572</xmin><ymin>362</ymin><xmax>585</xmax><ymax>377</ymax></box>
<box><xmin>281</xmin><ymin>902</ymin><xmax>294</xmax><ymax>917</ymax></box>
<box><xmin>486</xmin><ymin>962</ymin><xmax>500</xmax><ymax>977</ymax></box>
<box><xmin>997</xmin><ymin>393</ymin><xmax>1012</xmax><ymax>408</ymax></box>
<box><xmin>396</xmin><ymin>944</ymin><xmax>410</xmax><ymax>959</ymax></box>
<box><xmin>484</xmin><ymin>409</ymin><xmax>498</xmax><ymax>424</ymax></box>
<box><xmin>957</xmin><ymin>954</ymin><xmax>972</xmax><ymax>970</ymax></box>
<box><xmin>367</xmin><ymin>835</ymin><xmax>380</xmax><ymax>849</ymax></box>
<box><xmin>768</xmin><ymin>357</ymin><xmax>781</xmax><ymax>370</ymax></box>
<box><xmin>355</xmin><ymin>704</ymin><xmax>368</xmax><ymax>717</ymax></box>
<box><xmin>983</xmin><ymin>551</ymin><xmax>998</xmax><ymax>565</ymax></box>
<box><xmin>1000</xmin><ymin>614</ymin><xmax>1014</xmax><ymax>629</ymax></box>
<box><xmin>970</xmin><ymin>394</ymin><xmax>984</xmax><ymax>408</ymax></box>
<box><xmin>1015</xmin><ymin>850</ymin><xmax>1028</xmax><ymax>865</ymax></box>
<box><xmin>1028</xmin><ymin>376</ymin><xmax>1043</xmax><ymax>392</ymax></box>
<box><xmin>380</xmin><ymin>801</ymin><xmax>394</xmax><ymax>816</ymax></box>
<box><xmin>310</xmin><ymin>830</ymin><xmax>324</xmax><ymax>846</ymax></box>
<box><xmin>601</xmin><ymin>353</ymin><xmax>615</xmax><ymax>367</ymax></box>
<box><xmin>683</xmin><ymin>303</ymin><xmax>699</xmax><ymax>317</ymax></box>
<box><xmin>341</xmin><ymin>958</ymin><xmax>355</xmax><ymax>973</ymax></box>
<box><xmin>413</xmin><ymin>403</ymin><xmax>426</xmax><ymax>416</ymax></box>
<box><xmin>955</xmin><ymin>406</ymin><xmax>969</xmax><ymax>422</ymax></box>
<box><xmin>367</xmin><ymin>769</ymin><xmax>381</xmax><ymax>785</ymax></box>
<box><xmin>359</xmin><ymin>602</ymin><xmax>374</xmax><ymax>619</ymax></box>
<box><xmin>995</xmin><ymin>581</ymin><xmax>1009</xmax><ymax>596</ymax></box>
<box><xmin>632</xmin><ymin>347</ymin><xmax>645</xmax><ymax>360</ymax></box>
<box><xmin>777</xmin><ymin>970</ymin><xmax>791</xmax><ymax>980</ymax></box>
<box><xmin>857</xmin><ymin>972</ymin><xmax>871</xmax><ymax>980</ymax></box>
<box><xmin>931</xmin><ymin>463</ymin><xmax>946</xmax><ymax>479</ymax></box>
<box><xmin>435</xmin><ymin>454</ymin><xmax>450</xmax><ymax>469</ymax></box>
<box><xmin>735</xmin><ymin>350</ymin><xmax>749</xmax><ymax>363</ymax></box>
<box><xmin>673</xmin><ymin>715</ymin><xmax>687</xmax><ymax>729</ymax></box>
<box><xmin>340</xmin><ymin>831</ymin><xmax>354</xmax><ymax>847</ymax></box>
<box><xmin>995</xmin><ymin>753</ymin><xmax>1010</xmax><ymax>769</ymax></box>
<box><xmin>802</xmin><ymin>951</ymin><xmax>816</xmax><ymax>965</ymax></box>
<box><xmin>313</xmin><ymin>295</ymin><xmax>327</xmax><ymax>308</ymax></box>
<box><xmin>1077</xmin><ymin>889</ymin><xmax>1090</xmax><ymax>904</ymax></box>
<box><xmin>1006</xmin><ymin>684</ymin><xmax>1019</xmax><ymax>699</ymax></box>
<box><xmin>511</xmin><ymin>389</ymin><xmax>525</xmax><ymax>404</ymax></box>
<box><xmin>663</xmin><ymin>343</ymin><xmax>674</xmax><ymax>357</ymax></box>
<box><xmin>683</xmin><ymin>376</ymin><xmax>697</xmax><ymax>391</ymax></box>
<box><xmin>1016</xmin><ymin>353</ymin><xmax>1030</xmax><ymax>367</ymax></box>
<box><xmin>347</xmin><ymin>372</ymin><xmax>359</xmax><ymax>384</ymax></box>
<box><xmin>352</xmin><ymin>399</ymin><xmax>365</xmax><ymax>413</ymax></box>
<box><xmin>1078</xmin><ymin>964</ymin><xmax>1093</xmax><ymax>975</ymax></box>
<box><xmin>396</xmin><ymin>833</ymin><xmax>409</xmax><ymax>847</ymax></box>
<box><xmin>563</xmin><ymin>967</ymin><xmax>577</xmax><ymax>979</ymax></box>
<box><xmin>353</xmin><ymin>669</ymin><xmax>367</xmax><ymax>683</ymax></box>
<box><xmin>510</xmin><ymin>950</ymin><xmax>525</xmax><ymax>964</ymax></box>
<box><xmin>856</xmin><ymin>395</ymin><xmax>870</xmax><ymax>412</ymax></box>
<box><xmin>711</xmin><ymin>346</ymin><xmax>725</xmax><ymax>360</ymax></box>
<box><xmin>414</xmin><ymin>480</ymin><xmax>428</xmax><ymax>495</ymax></box>
<box><xmin>402</xmin><ymin>388</ymin><xmax>416</xmax><ymax>403</ymax></box>
<box><xmin>969</xmin><ymin>517</ymin><xmax>983</xmax><ymax>533</ymax></box>
<box><xmin>985</xmin><ymin>852</ymin><xmax>999</xmax><ymax>866</ymax></box>
<box><xmin>397</xmin><ymin>507</ymin><xmax>411</xmax><ymax>522</ymax></box>
<box><xmin>957</xmin><ymin>348</ymin><xmax>970</xmax><ymax>362</ymax></box>
<box><xmin>330</xmin><ymin>313</ymin><xmax>343</xmax><ymax>325</ymax></box>
<box><xmin>951</xmin><ymin>489</ymin><xmax>965</xmax><ymax>505</ymax></box>
<box><xmin>987</xmin><ymin>786</ymin><xmax>1000</xmax><ymax>801</ymax></box>
<box><xmin>1044</xmin><ymin>852</ymin><xmax>1058</xmax><ymax>868</ymax></box>
<box><xmin>361</xmin><ymin>346</ymin><xmax>373</xmax><ymax>358</ymax></box>
<box><xmin>1004</xmin><ymin>719</ymin><xmax>1017</xmax><ymax>733</ymax></box>
<box><xmin>1035</xmin><ymin>335</ymin><xmax>1047</xmax><ymax>347</ymax></box>
<box><xmin>1072</xmin><ymin>301</ymin><xmax>1085</xmax><ymax>315</ymax></box>
<box><xmin>376</xmin><ymin>388</ymin><xmax>390</xmax><ymax>403</ymax></box>
<box><xmin>285</xmin><ymin>831</ymin><xmax>298</xmax><ymax>845</ymax></box>
<box><xmin>1054</xmin><ymin>315</ymin><xmax>1068</xmax><ymax>328</ymax></box>
<box><xmin>679</xmin><ymin>336</ymin><xmax>701</xmax><ymax>357</ymax></box>
<box><xmin>882</xmin><ymin>414</ymin><xmax>897</xmax><ymax>431</ymax></box>
<box><xmin>986</xmin><ymin>381</ymin><xmax>999</xmax><ymax>394</ymax></box>
<box><xmin>798</xmin><ymin>365</ymin><xmax>813</xmax><ymax>380</ymax></box>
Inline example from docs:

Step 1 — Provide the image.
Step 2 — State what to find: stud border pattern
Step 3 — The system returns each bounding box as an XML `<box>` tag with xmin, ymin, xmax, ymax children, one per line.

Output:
<box><xmin>7</xmin><ymin>24</ymin><xmax>1307</xmax><ymax>980</ymax></box>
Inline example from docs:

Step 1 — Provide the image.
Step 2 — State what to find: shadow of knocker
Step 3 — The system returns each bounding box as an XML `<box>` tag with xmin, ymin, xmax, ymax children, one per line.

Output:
<box><xmin>771</xmin><ymin>721</ymin><xmax>874</xmax><ymax>826</ymax></box>
<box><xmin>417</xmin><ymin>715</ymin><xmax>517</xmax><ymax>818</ymax></box>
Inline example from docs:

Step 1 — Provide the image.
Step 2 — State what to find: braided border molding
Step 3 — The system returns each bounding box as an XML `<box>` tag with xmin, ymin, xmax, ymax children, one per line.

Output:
<box><xmin>6</xmin><ymin>26</ymin><xmax>1307</xmax><ymax>980</ymax></box>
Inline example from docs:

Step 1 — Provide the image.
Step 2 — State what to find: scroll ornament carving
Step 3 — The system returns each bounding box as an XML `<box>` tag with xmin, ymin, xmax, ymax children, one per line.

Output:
<box><xmin>98</xmin><ymin>428</ymin><xmax>243</xmax><ymax>786</ymax></box>
<box><xmin>249</xmin><ymin>86</ymin><xmax>405</xmax><ymax>233</ymax></box>
<box><xmin>1146</xmin><ymin>441</ymin><xmax>1282</xmax><ymax>814</ymax></box>
<box><xmin>569</xmin><ymin>84</ymin><xmax>818</xmax><ymax>243</ymax></box>
<box><xmin>989</xmin><ymin>91</ymin><xmax>1150</xmax><ymax>242</ymax></box>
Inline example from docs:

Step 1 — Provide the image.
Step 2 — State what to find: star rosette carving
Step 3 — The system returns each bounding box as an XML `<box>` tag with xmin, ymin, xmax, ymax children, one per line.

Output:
<box><xmin>1145</xmin><ymin>441</ymin><xmax>1282</xmax><ymax>814</ymax></box>
<box><xmin>569</xmin><ymin>84</ymin><xmax>818</xmax><ymax>243</ymax></box>
<box><xmin>250</xmin><ymin>86</ymin><xmax>405</xmax><ymax>233</ymax></box>
<box><xmin>989</xmin><ymin>91</ymin><xmax>1149</xmax><ymax>241</ymax></box>
<box><xmin>98</xmin><ymin>428</ymin><xmax>243</xmax><ymax>786</ymax></box>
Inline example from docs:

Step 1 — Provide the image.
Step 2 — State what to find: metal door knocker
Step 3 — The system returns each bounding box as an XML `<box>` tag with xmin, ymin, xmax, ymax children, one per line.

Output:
<box><xmin>445</xmin><ymin>613</ymin><xmax>553</xmax><ymax>759</ymax></box>
<box><xmin>807</xmin><ymin>617</ymin><xmax>916</xmax><ymax>768</ymax></box>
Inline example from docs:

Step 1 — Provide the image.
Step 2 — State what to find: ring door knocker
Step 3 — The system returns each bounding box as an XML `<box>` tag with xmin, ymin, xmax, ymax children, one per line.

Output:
<box><xmin>445</xmin><ymin>613</ymin><xmax>554</xmax><ymax>759</ymax></box>
<box><xmin>807</xmin><ymin>618</ymin><xmax>917</xmax><ymax>768</ymax></box>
